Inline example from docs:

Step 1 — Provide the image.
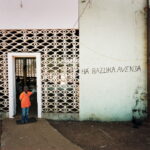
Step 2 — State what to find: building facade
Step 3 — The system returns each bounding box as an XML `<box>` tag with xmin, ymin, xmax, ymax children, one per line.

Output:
<box><xmin>0</xmin><ymin>0</ymin><xmax>148</xmax><ymax>121</ymax></box>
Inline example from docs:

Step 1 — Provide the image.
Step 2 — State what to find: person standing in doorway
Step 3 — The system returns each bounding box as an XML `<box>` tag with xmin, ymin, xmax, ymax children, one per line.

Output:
<box><xmin>19</xmin><ymin>86</ymin><xmax>33</xmax><ymax>124</ymax></box>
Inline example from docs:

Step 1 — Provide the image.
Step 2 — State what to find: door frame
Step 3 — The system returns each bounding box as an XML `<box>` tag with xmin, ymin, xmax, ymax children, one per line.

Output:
<box><xmin>8</xmin><ymin>52</ymin><xmax>42</xmax><ymax>118</ymax></box>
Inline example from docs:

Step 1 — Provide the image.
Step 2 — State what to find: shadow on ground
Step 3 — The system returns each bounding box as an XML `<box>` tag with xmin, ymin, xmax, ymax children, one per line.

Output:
<box><xmin>48</xmin><ymin>119</ymin><xmax>150</xmax><ymax>150</ymax></box>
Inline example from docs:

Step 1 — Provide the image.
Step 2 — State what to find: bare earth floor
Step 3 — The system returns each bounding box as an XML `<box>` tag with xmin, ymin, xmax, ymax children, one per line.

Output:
<box><xmin>49</xmin><ymin>120</ymin><xmax>150</xmax><ymax>150</ymax></box>
<box><xmin>1</xmin><ymin>119</ymin><xmax>150</xmax><ymax>150</ymax></box>
<box><xmin>0</xmin><ymin>120</ymin><xmax>2</xmax><ymax>147</ymax></box>
<box><xmin>1</xmin><ymin>119</ymin><xmax>83</xmax><ymax>150</ymax></box>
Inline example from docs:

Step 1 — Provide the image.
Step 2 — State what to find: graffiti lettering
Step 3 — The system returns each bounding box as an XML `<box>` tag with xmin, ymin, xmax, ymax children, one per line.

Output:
<box><xmin>81</xmin><ymin>65</ymin><xmax>141</xmax><ymax>75</ymax></box>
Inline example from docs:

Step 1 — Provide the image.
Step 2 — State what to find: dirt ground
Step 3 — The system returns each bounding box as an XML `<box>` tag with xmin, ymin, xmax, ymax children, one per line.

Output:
<box><xmin>49</xmin><ymin>119</ymin><xmax>150</xmax><ymax>150</ymax></box>
<box><xmin>0</xmin><ymin>120</ymin><xmax>1</xmax><ymax>147</ymax></box>
<box><xmin>1</xmin><ymin>119</ymin><xmax>150</xmax><ymax>150</ymax></box>
<box><xmin>1</xmin><ymin>119</ymin><xmax>82</xmax><ymax>150</ymax></box>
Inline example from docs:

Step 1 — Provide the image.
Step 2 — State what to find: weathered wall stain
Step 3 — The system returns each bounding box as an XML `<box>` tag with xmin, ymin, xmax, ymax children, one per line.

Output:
<box><xmin>147</xmin><ymin>0</ymin><xmax>150</xmax><ymax>118</ymax></box>
<box><xmin>132</xmin><ymin>87</ymin><xmax>147</xmax><ymax>122</ymax></box>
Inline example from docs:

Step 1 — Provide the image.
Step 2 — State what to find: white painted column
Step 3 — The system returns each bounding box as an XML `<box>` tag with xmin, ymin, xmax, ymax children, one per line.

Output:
<box><xmin>8</xmin><ymin>54</ymin><xmax>16</xmax><ymax>118</ymax></box>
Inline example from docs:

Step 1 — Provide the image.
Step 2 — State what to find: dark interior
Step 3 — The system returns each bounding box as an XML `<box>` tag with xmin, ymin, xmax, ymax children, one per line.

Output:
<box><xmin>15</xmin><ymin>58</ymin><xmax>37</xmax><ymax>117</ymax></box>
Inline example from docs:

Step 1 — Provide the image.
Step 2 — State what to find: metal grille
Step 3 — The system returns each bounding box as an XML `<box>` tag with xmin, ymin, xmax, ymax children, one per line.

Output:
<box><xmin>15</xmin><ymin>58</ymin><xmax>36</xmax><ymax>77</ymax></box>
<box><xmin>0</xmin><ymin>29</ymin><xmax>79</xmax><ymax>113</ymax></box>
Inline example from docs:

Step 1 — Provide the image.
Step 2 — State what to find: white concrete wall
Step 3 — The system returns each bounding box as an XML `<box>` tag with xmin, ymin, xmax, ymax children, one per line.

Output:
<box><xmin>0</xmin><ymin>0</ymin><xmax>78</xmax><ymax>29</ymax></box>
<box><xmin>80</xmin><ymin>0</ymin><xmax>147</xmax><ymax>121</ymax></box>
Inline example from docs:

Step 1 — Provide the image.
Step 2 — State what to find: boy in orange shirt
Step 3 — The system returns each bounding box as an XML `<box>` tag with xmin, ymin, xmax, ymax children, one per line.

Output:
<box><xmin>19</xmin><ymin>86</ymin><xmax>33</xmax><ymax>124</ymax></box>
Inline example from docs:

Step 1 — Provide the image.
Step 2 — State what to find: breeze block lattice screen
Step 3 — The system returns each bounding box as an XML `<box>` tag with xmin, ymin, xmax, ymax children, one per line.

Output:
<box><xmin>0</xmin><ymin>29</ymin><xmax>79</xmax><ymax>113</ymax></box>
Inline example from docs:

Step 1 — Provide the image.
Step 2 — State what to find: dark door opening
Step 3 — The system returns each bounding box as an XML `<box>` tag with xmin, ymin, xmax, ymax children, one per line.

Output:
<box><xmin>15</xmin><ymin>57</ymin><xmax>37</xmax><ymax>117</ymax></box>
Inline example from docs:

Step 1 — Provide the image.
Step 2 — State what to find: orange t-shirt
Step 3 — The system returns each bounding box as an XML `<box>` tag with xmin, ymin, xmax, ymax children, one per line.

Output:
<box><xmin>19</xmin><ymin>91</ymin><xmax>32</xmax><ymax>108</ymax></box>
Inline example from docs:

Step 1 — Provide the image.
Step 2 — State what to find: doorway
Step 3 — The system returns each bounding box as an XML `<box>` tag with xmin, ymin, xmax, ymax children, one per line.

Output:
<box><xmin>8</xmin><ymin>53</ymin><xmax>42</xmax><ymax>118</ymax></box>
<box><xmin>15</xmin><ymin>57</ymin><xmax>37</xmax><ymax>116</ymax></box>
